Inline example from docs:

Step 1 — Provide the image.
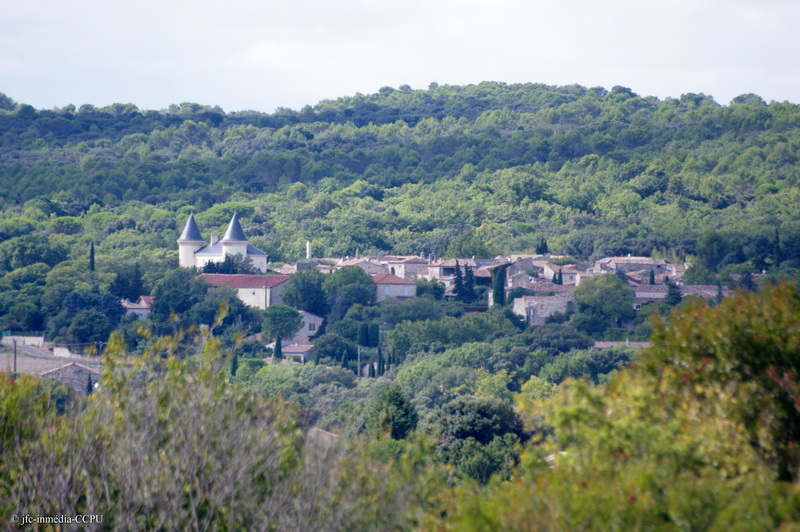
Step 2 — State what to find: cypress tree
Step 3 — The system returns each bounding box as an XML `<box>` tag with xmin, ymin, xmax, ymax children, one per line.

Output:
<box><xmin>357</xmin><ymin>322</ymin><xmax>369</xmax><ymax>346</ymax></box>
<box><xmin>89</xmin><ymin>241</ymin><xmax>95</xmax><ymax>272</ymax></box>
<box><xmin>557</xmin><ymin>269</ymin><xmax>563</xmax><ymax>285</ymax></box>
<box><xmin>649</xmin><ymin>269</ymin><xmax>655</xmax><ymax>285</ymax></box>
<box><xmin>492</xmin><ymin>264</ymin><xmax>507</xmax><ymax>306</ymax></box>
<box><xmin>86</xmin><ymin>373</ymin><xmax>93</xmax><ymax>395</ymax></box>
<box><xmin>274</xmin><ymin>337</ymin><xmax>282</xmax><ymax>359</ymax></box>
<box><xmin>368</xmin><ymin>360</ymin><xmax>376</xmax><ymax>378</ymax></box>
<box><xmin>231</xmin><ymin>352</ymin><xmax>239</xmax><ymax>377</ymax></box>
<box><xmin>377</xmin><ymin>346</ymin><xmax>385</xmax><ymax>376</ymax></box>
<box><xmin>536</xmin><ymin>237</ymin><xmax>549</xmax><ymax>255</ymax></box>
<box><xmin>453</xmin><ymin>260</ymin><xmax>464</xmax><ymax>298</ymax></box>
<box><xmin>463</xmin><ymin>265</ymin><xmax>475</xmax><ymax>302</ymax></box>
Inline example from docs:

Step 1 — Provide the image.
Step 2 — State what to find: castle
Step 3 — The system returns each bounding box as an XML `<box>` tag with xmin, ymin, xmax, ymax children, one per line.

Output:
<box><xmin>177</xmin><ymin>213</ymin><xmax>268</xmax><ymax>272</ymax></box>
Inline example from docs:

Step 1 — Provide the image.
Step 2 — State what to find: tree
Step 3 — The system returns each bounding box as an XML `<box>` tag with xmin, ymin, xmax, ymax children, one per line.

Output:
<box><xmin>281</xmin><ymin>268</ymin><xmax>329</xmax><ymax>317</ymax></box>
<box><xmin>649</xmin><ymin>269</ymin><xmax>655</xmax><ymax>285</ymax></box>
<box><xmin>323</xmin><ymin>267</ymin><xmax>376</xmax><ymax>320</ymax></box>
<box><xmin>462</xmin><ymin>265</ymin><xmax>476</xmax><ymax>302</ymax></box>
<box><xmin>367</xmin><ymin>385</ymin><xmax>418</xmax><ymax>439</ymax></box>
<box><xmin>644</xmin><ymin>282</ymin><xmax>800</xmax><ymax>482</ymax></box>
<box><xmin>66</xmin><ymin>309</ymin><xmax>113</xmax><ymax>345</ymax></box>
<box><xmin>89</xmin><ymin>241</ymin><xmax>95</xmax><ymax>273</ymax></box>
<box><xmin>664</xmin><ymin>277</ymin><xmax>682</xmax><ymax>306</ymax></box>
<box><xmin>109</xmin><ymin>263</ymin><xmax>145</xmax><ymax>301</ymax></box>
<box><xmin>572</xmin><ymin>274</ymin><xmax>634</xmax><ymax>332</ymax></box>
<box><xmin>453</xmin><ymin>261</ymin><xmax>464</xmax><ymax>297</ymax></box>
<box><xmin>312</xmin><ymin>333</ymin><xmax>358</xmax><ymax>367</ymax></box>
<box><xmin>491</xmin><ymin>264</ymin><xmax>508</xmax><ymax>307</ymax></box>
<box><xmin>262</xmin><ymin>305</ymin><xmax>303</xmax><ymax>344</ymax></box>
<box><xmin>535</xmin><ymin>237</ymin><xmax>548</xmax><ymax>255</ymax></box>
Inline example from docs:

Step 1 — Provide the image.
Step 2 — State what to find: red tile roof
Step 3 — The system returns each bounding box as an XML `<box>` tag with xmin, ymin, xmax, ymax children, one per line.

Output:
<box><xmin>199</xmin><ymin>273</ymin><xmax>289</xmax><ymax>288</ymax></box>
<box><xmin>372</xmin><ymin>273</ymin><xmax>416</xmax><ymax>285</ymax></box>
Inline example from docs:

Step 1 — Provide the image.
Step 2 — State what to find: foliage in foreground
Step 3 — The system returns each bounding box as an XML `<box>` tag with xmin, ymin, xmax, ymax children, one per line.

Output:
<box><xmin>0</xmin><ymin>331</ymin><xmax>440</xmax><ymax>531</ymax></box>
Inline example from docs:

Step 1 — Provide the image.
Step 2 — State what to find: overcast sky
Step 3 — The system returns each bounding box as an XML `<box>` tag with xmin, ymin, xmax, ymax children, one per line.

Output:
<box><xmin>2</xmin><ymin>0</ymin><xmax>798</xmax><ymax>113</ymax></box>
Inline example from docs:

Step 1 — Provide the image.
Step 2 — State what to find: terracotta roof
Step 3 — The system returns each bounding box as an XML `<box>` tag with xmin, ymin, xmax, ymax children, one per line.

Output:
<box><xmin>372</xmin><ymin>273</ymin><xmax>416</xmax><ymax>285</ymax></box>
<box><xmin>199</xmin><ymin>274</ymin><xmax>289</xmax><ymax>288</ymax></box>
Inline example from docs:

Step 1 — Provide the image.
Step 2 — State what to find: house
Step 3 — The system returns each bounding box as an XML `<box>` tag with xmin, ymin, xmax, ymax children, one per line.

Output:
<box><xmin>334</xmin><ymin>257</ymin><xmax>388</xmax><ymax>275</ymax></box>
<box><xmin>379</xmin><ymin>256</ymin><xmax>430</xmax><ymax>280</ymax></box>
<box><xmin>199</xmin><ymin>274</ymin><xmax>290</xmax><ymax>310</ymax></box>
<box><xmin>296</xmin><ymin>311</ymin><xmax>324</xmax><ymax>340</ymax></box>
<box><xmin>593</xmin><ymin>256</ymin><xmax>668</xmax><ymax>275</ymax></box>
<box><xmin>178</xmin><ymin>213</ymin><xmax>268</xmax><ymax>272</ymax></box>
<box><xmin>512</xmin><ymin>293</ymin><xmax>575</xmax><ymax>326</ymax></box>
<box><xmin>120</xmin><ymin>295</ymin><xmax>154</xmax><ymax>319</ymax></box>
<box><xmin>40</xmin><ymin>362</ymin><xmax>101</xmax><ymax>397</ymax></box>
<box><xmin>280</xmin><ymin>342</ymin><xmax>314</xmax><ymax>363</ymax></box>
<box><xmin>372</xmin><ymin>273</ymin><xmax>417</xmax><ymax>302</ymax></box>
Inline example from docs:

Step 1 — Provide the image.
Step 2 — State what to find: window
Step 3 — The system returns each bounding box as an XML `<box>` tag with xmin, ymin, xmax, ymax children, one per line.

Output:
<box><xmin>384</xmin><ymin>286</ymin><xmax>390</xmax><ymax>295</ymax></box>
<box><xmin>309</xmin><ymin>323</ymin><xmax>316</xmax><ymax>331</ymax></box>
<box><xmin>403</xmin><ymin>286</ymin><xmax>409</xmax><ymax>296</ymax></box>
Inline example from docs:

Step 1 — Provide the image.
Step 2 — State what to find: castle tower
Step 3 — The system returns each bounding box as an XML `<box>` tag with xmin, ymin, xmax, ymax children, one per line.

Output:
<box><xmin>177</xmin><ymin>213</ymin><xmax>204</xmax><ymax>268</ymax></box>
<box><xmin>221</xmin><ymin>213</ymin><xmax>249</xmax><ymax>258</ymax></box>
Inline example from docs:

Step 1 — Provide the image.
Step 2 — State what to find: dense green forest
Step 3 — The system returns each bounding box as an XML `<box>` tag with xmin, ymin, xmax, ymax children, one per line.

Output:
<box><xmin>2</xmin><ymin>83</ymin><xmax>800</xmax><ymax>529</ymax></box>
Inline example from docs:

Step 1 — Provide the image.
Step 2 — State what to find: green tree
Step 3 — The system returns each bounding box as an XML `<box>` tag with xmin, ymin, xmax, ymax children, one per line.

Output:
<box><xmin>367</xmin><ymin>385</ymin><xmax>418</xmax><ymax>440</ymax></box>
<box><xmin>281</xmin><ymin>268</ymin><xmax>329</xmax><ymax>317</ymax></box>
<box><xmin>572</xmin><ymin>274</ymin><xmax>634</xmax><ymax>331</ymax></box>
<box><xmin>644</xmin><ymin>282</ymin><xmax>800</xmax><ymax>481</ymax></box>
<box><xmin>262</xmin><ymin>305</ymin><xmax>303</xmax><ymax>343</ymax></box>
<box><xmin>664</xmin><ymin>277</ymin><xmax>682</xmax><ymax>306</ymax></box>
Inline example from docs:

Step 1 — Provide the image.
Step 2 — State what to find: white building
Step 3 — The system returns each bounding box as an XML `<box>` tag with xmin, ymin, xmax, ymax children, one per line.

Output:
<box><xmin>178</xmin><ymin>213</ymin><xmax>268</xmax><ymax>272</ymax></box>
<box><xmin>199</xmin><ymin>273</ymin><xmax>290</xmax><ymax>310</ymax></box>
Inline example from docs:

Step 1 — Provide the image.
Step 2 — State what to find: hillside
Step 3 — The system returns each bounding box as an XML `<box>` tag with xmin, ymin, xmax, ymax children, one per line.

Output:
<box><xmin>1</xmin><ymin>83</ymin><xmax>799</xmax><ymax>273</ymax></box>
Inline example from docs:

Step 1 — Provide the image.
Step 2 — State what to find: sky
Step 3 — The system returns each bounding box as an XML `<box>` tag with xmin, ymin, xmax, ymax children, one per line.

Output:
<box><xmin>2</xmin><ymin>0</ymin><xmax>799</xmax><ymax>113</ymax></box>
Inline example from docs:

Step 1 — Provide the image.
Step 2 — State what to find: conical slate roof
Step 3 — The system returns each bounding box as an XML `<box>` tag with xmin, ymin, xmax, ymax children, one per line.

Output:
<box><xmin>178</xmin><ymin>213</ymin><xmax>204</xmax><ymax>242</ymax></box>
<box><xmin>221</xmin><ymin>213</ymin><xmax>248</xmax><ymax>242</ymax></box>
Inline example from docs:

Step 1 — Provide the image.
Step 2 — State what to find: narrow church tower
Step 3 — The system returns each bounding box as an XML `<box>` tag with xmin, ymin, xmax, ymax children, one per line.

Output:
<box><xmin>221</xmin><ymin>213</ymin><xmax>249</xmax><ymax>258</ymax></box>
<box><xmin>177</xmin><ymin>213</ymin><xmax>204</xmax><ymax>268</ymax></box>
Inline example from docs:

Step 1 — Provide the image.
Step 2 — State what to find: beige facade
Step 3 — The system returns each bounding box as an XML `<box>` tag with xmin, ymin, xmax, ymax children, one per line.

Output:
<box><xmin>372</xmin><ymin>273</ymin><xmax>417</xmax><ymax>302</ymax></box>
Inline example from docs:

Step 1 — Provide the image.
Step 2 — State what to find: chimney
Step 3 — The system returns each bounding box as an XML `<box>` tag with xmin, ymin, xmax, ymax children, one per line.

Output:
<box><xmin>210</xmin><ymin>235</ymin><xmax>218</xmax><ymax>245</ymax></box>
<box><xmin>306</xmin><ymin>240</ymin><xmax>312</xmax><ymax>260</ymax></box>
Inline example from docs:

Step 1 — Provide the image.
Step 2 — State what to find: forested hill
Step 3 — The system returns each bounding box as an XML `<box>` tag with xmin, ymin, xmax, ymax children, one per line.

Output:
<box><xmin>0</xmin><ymin>82</ymin><xmax>799</xmax><ymax>273</ymax></box>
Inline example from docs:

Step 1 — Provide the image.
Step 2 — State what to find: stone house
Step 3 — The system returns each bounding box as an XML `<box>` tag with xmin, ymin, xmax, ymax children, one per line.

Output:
<box><xmin>40</xmin><ymin>362</ymin><xmax>101</xmax><ymax>397</ymax></box>
<box><xmin>512</xmin><ymin>293</ymin><xmax>575</xmax><ymax>326</ymax></box>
